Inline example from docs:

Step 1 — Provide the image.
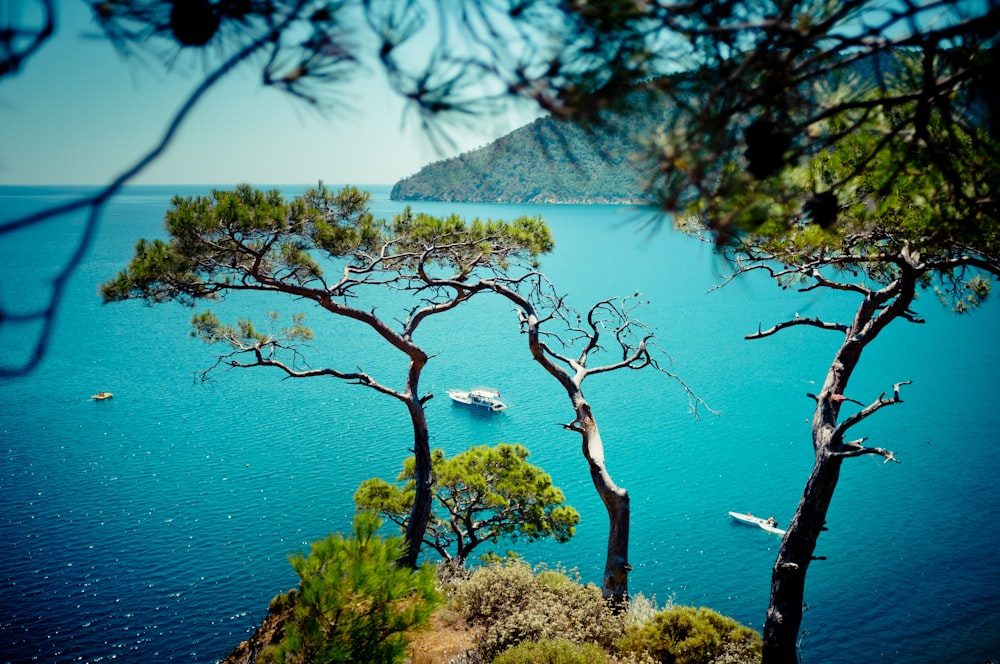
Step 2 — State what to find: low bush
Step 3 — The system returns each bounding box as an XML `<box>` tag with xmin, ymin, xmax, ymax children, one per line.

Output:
<box><xmin>492</xmin><ymin>638</ymin><xmax>612</xmax><ymax>664</ymax></box>
<box><xmin>617</xmin><ymin>605</ymin><xmax>761</xmax><ymax>664</ymax></box>
<box><xmin>448</xmin><ymin>558</ymin><xmax>624</xmax><ymax>662</ymax></box>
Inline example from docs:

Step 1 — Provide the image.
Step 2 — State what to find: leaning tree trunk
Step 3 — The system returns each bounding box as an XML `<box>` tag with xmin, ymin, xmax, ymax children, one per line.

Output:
<box><xmin>401</xmin><ymin>397</ymin><xmax>433</xmax><ymax>569</ymax></box>
<box><xmin>574</xmin><ymin>399</ymin><xmax>632</xmax><ymax>605</ymax></box>
<box><xmin>763</xmin><ymin>441</ymin><xmax>844</xmax><ymax>663</ymax></box>
<box><xmin>762</xmin><ymin>267</ymin><xmax>917</xmax><ymax>662</ymax></box>
<box><xmin>503</xmin><ymin>287</ymin><xmax>638</xmax><ymax>605</ymax></box>
<box><xmin>763</xmin><ymin>341</ymin><xmax>862</xmax><ymax>663</ymax></box>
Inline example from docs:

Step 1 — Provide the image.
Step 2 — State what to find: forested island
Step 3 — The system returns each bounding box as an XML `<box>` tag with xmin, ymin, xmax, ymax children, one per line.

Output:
<box><xmin>389</xmin><ymin>103</ymin><xmax>666</xmax><ymax>204</ymax></box>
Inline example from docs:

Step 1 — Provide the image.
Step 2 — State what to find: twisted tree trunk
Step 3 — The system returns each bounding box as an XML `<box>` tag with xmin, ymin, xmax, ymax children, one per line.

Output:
<box><xmin>572</xmin><ymin>401</ymin><xmax>631</xmax><ymax>605</ymax></box>
<box><xmin>761</xmin><ymin>262</ymin><xmax>919</xmax><ymax>662</ymax></box>
<box><xmin>763</xmin><ymin>445</ymin><xmax>843</xmax><ymax>663</ymax></box>
<box><xmin>762</xmin><ymin>337</ymin><xmax>871</xmax><ymax>662</ymax></box>
<box><xmin>401</xmin><ymin>397</ymin><xmax>433</xmax><ymax>568</ymax></box>
<box><xmin>487</xmin><ymin>283</ymin><xmax>652</xmax><ymax>604</ymax></box>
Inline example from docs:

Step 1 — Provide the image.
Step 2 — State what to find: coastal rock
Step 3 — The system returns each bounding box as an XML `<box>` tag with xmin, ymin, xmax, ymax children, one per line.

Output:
<box><xmin>219</xmin><ymin>602</ymin><xmax>292</xmax><ymax>664</ymax></box>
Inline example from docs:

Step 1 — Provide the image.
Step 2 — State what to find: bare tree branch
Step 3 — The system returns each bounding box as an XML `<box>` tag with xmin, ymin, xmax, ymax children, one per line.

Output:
<box><xmin>747</xmin><ymin>316</ymin><xmax>850</xmax><ymax>340</ymax></box>
<box><xmin>835</xmin><ymin>380</ymin><xmax>913</xmax><ymax>440</ymax></box>
<box><xmin>835</xmin><ymin>437</ymin><xmax>900</xmax><ymax>463</ymax></box>
<box><xmin>198</xmin><ymin>338</ymin><xmax>410</xmax><ymax>400</ymax></box>
<box><xmin>0</xmin><ymin>0</ymin><xmax>54</xmax><ymax>79</ymax></box>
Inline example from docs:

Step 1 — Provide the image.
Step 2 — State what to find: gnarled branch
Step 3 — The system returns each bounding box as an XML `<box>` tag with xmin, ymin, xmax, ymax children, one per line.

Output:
<box><xmin>747</xmin><ymin>316</ymin><xmax>849</xmax><ymax>340</ymax></box>
<box><xmin>834</xmin><ymin>437</ymin><xmax>900</xmax><ymax>463</ymax></box>
<box><xmin>199</xmin><ymin>340</ymin><xmax>407</xmax><ymax>403</ymax></box>
<box><xmin>836</xmin><ymin>380</ymin><xmax>913</xmax><ymax>438</ymax></box>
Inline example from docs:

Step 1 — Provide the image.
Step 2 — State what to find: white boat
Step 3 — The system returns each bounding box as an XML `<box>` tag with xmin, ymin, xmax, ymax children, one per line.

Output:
<box><xmin>728</xmin><ymin>511</ymin><xmax>785</xmax><ymax>536</ymax></box>
<box><xmin>447</xmin><ymin>387</ymin><xmax>509</xmax><ymax>412</ymax></box>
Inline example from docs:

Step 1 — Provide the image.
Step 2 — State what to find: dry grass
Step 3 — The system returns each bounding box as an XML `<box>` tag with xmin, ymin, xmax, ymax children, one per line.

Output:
<box><xmin>407</xmin><ymin>609</ymin><xmax>479</xmax><ymax>664</ymax></box>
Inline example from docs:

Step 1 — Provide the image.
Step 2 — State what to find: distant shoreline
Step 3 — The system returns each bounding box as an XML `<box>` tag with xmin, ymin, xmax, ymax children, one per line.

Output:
<box><xmin>389</xmin><ymin>193</ymin><xmax>654</xmax><ymax>205</ymax></box>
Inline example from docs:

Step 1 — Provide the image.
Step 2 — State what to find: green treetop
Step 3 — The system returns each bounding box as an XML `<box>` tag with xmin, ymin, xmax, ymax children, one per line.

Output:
<box><xmin>355</xmin><ymin>443</ymin><xmax>580</xmax><ymax>565</ymax></box>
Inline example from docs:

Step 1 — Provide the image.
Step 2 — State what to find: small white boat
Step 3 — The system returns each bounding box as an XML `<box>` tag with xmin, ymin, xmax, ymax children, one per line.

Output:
<box><xmin>447</xmin><ymin>387</ymin><xmax>508</xmax><ymax>412</ymax></box>
<box><xmin>91</xmin><ymin>392</ymin><xmax>114</xmax><ymax>401</ymax></box>
<box><xmin>728</xmin><ymin>511</ymin><xmax>785</xmax><ymax>536</ymax></box>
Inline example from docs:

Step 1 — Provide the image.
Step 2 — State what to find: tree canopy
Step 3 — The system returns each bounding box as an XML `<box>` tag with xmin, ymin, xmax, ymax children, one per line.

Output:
<box><xmin>633</xmin><ymin>7</ymin><xmax>1000</xmax><ymax>245</ymax></box>
<box><xmin>6</xmin><ymin>1</ymin><xmax>997</xmax><ymax>374</ymax></box>
<box><xmin>355</xmin><ymin>443</ymin><xmax>580</xmax><ymax>565</ymax></box>
<box><xmin>101</xmin><ymin>182</ymin><xmax>554</xmax><ymax>567</ymax></box>
<box><xmin>696</xmin><ymin>75</ymin><xmax>1000</xmax><ymax>310</ymax></box>
<box><xmin>102</xmin><ymin>183</ymin><xmax>551</xmax><ymax>305</ymax></box>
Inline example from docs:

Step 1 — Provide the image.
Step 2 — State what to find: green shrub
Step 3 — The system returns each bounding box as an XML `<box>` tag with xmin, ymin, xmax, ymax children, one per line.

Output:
<box><xmin>450</xmin><ymin>559</ymin><xmax>624</xmax><ymax>662</ymax></box>
<box><xmin>259</xmin><ymin>512</ymin><xmax>441</xmax><ymax>664</ymax></box>
<box><xmin>492</xmin><ymin>638</ymin><xmax>612</xmax><ymax>664</ymax></box>
<box><xmin>355</xmin><ymin>443</ymin><xmax>580</xmax><ymax>565</ymax></box>
<box><xmin>617</xmin><ymin>605</ymin><xmax>761</xmax><ymax>664</ymax></box>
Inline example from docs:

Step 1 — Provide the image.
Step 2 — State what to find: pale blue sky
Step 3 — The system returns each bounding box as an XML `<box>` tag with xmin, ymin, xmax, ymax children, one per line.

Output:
<box><xmin>3</xmin><ymin>2</ymin><xmax>984</xmax><ymax>188</ymax></box>
<box><xmin>0</xmin><ymin>2</ymin><xmax>538</xmax><ymax>186</ymax></box>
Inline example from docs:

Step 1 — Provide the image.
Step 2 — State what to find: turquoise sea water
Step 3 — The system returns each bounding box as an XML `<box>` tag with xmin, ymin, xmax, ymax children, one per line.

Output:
<box><xmin>1</xmin><ymin>184</ymin><xmax>998</xmax><ymax>663</ymax></box>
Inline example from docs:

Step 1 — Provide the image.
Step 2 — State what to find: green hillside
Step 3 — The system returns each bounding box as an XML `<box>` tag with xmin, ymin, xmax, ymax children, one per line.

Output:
<box><xmin>390</xmin><ymin>51</ymin><xmax>941</xmax><ymax>205</ymax></box>
<box><xmin>390</xmin><ymin>107</ymin><xmax>665</xmax><ymax>204</ymax></box>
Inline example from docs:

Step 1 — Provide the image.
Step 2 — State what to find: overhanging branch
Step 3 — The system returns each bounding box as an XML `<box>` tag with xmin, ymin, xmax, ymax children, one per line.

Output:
<box><xmin>747</xmin><ymin>316</ymin><xmax>849</xmax><ymax>339</ymax></box>
<box><xmin>199</xmin><ymin>343</ymin><xmax>407</xmax><ymax>402</ymax></box>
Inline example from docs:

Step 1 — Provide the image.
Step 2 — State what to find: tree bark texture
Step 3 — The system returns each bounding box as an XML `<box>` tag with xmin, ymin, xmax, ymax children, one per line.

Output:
<box><xmin>762</xmin><ymin>266</ymin><xmax>918</xmax><ymax>662</ymax></box>
<box><xmin>763</xmin><ymin>447</ymin><xmax>843</xmax><ymax>663</ymax></box>
<box><xmin>505</xmin><ymin>291</ymin><xmax>637</xmax><ymax>604</ymax></box>
<box><xmin>575</xmin><ymin>400</ymin><xmax>632</xmax><ymax>604</ymax></box>
<box><xmin>763</xmin><ymin>337</ymin><xmax>862</xmax><ymax>662</ymax></box>
<box><xmin>401</xmin><ymin>398</ymin><xmax>433</xmax><ymax>569</ymax></box>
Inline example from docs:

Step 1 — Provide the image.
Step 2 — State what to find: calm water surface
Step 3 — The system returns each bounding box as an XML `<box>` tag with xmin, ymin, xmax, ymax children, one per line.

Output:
<box><xmin>1</xmin><ymin>185</ymin><xmax>998</xmax><ymax>663</ymax></box>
